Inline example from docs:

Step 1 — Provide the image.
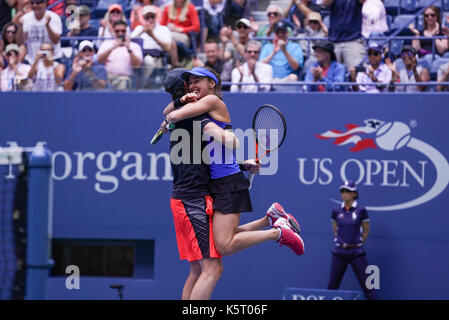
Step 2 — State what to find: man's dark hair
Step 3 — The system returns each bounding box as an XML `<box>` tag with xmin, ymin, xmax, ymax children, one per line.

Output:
<box><xmin>113</xmin><ymin>20</ymin><xmax>127</xmax><ymax>28</ymax></box>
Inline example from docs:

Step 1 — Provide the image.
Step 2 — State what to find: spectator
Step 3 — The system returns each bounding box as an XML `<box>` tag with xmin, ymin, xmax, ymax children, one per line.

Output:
<box><xmin>361</xmin><ymin>0</ymin><xmax>388</xmax><ymax>38</ymax></box>
<box><xmin>130</xmin><ymin>0</ymin><xmax>162</xmax><ymax>31</ymax></box>
<box><xmin>304</xmin><ymin>40</ymin><xmax>346</xmax><ymax>92</ymax></box>
<box><xmin>256</xmin><ymin>5</ymin><xmax>288</xmax><ymax>38</ymax></box>
<box><xmin>224</xmin><ymin>0</ymin><xmax>251</xmax><ymax>27</ymax></box>
<box><xmin>27</xmin><ymin>41</ymin><xmax>65</xmax><ymax>91</ymax></box>
<box><xmin>260</xmin><ymin>21</ymin><xmax>303</xmax><ymax>86</ymax></box>
<box><xmin>66</xmin><ymin>5</ymin><xmax>98</xmax><ymax>40</ymax></box>
<box><xmin>160</xmin><ymin>0</ymin><xmax>200</xmax><ymax>49</ymax></box>
<box><xmin>98</xmin><ymin>4</ymin><xmax>130</xmax><ymax>47</ymax></box>
<box><xmin>19</xmin><ymin>0</ymin><xmax>62</xmax><ymax>63</ymax></box>
<box><xmin>230</xmin><ymin>40</ymin><xmax>272</xmax><ymax>93</ymax></box>
<box><xmin>220</xmin><ymin>18</ymin><xmax>252</xmax><ymax>67</ymax></box>
<box><xmin>412</xmin><ymin>6</ymin><xmax>448</xmax><ymax>57</ymax></box>
<box><xmin>131</xmin><ymin>5</ymin><xmax>174</xmax><ymax>81</ymax></box>
<box><xmin>323</xmin><ymin>0</ymin><xmax>365</xmax><ymax>70</ymax></box>
<box><xmin>284</xmin><ymin>0</ymin><xmax>322</xmax><ymax>32</ymax></box>
<box><xmin>387</xmin><ymin>45</ymin><xmax>430</xmax><ymax>92</ymax></box>
<box><xmin>97</xmin><ymin>20</ymin><xmax>143</xmax><ymax>90</ymax></box>
<box><xmin>11</xmin><ymin>0</ymin><xmax>32</xmax><ymax>26</ymax></box>
<box><xmin>193</xmin><ymin>38</ymin><xmax>233</xmax><ymax>84</ymax></box>
<box><xmin>437</xmin><ymin>61</ymin><xmax>449</xmax><ymax>92</ymax></box>
<box><xmin>64</xmin><ymin>40</ymin><xmax>108</xmax><ymax>91</ymax></box>
<box><xmin>0</xmin><ymin>43</ymin><xmax>31</xmax><ymax>91</ymax></box>
<box><xmin>201</xmin><ymin>0</ymin><xmax>226</xmax><ymax>42</ymax></box>
<box><xmin>297</xmin><ymin>12</ymin><xmax>328</xmax><ymax>59</ymax></box>
<box><xmin>0</xmin><ymin>0</ymin><xmax>15</xmax><ymax>32</ymax></box>
<box><xmin>1</xmin><ymin>23</ymin><xmax>27</xmax><ymax>68</ymax></box>
<box><xmin>350</xmin><ymin>42</ymin><xmax>391</xmax><ymax>93</ymax></box>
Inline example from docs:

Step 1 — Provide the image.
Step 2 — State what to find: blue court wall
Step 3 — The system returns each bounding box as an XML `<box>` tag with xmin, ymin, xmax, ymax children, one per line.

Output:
<box><xmin>1</xmin><ymin>92</ymin><xmax>448</xmax><ymax>300</ymax></box>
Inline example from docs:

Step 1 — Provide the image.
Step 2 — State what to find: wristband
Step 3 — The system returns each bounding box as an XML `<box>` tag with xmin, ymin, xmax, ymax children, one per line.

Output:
<box><xmin>173</xmin><ymin>96</ymin><xmax>184</xmax><ymax>109</ymax></box>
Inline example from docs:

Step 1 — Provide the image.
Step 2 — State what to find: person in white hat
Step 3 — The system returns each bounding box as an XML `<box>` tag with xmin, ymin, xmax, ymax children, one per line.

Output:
<box><xmin>64</xmin><ymin>40</ymin><xmax>108</xmax><ymax>91</ymax></box>
<box><xmin>0</xmin><ymin>44</ymin><xmax>31</xmax><ymax>91</ymax></box>
<box><xmin>131</xmin><ymin>5</ymin><xmax>175</xmax><ymax>82</ymax></box>
<box><xmin>219</xmin><ymin>18</ymin><xmax>253</xmax><ymax>68</ymax></box>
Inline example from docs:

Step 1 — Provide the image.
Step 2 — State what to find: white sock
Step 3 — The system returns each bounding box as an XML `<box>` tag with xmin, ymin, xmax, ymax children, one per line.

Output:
<box><xmin>275</xmin><ymin>227</ymin><xmax>282</xmax><ymax>241</ymax></box>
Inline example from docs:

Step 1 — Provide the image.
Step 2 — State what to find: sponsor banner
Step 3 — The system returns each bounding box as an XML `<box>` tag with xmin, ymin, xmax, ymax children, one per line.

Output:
<box><xmin>283</xmin><ymin>288</ymin><xmax>364</xmax><ymax>300</ymax></box>
<box><xmin>1</xmin><ymin>92</ymin><xmax>448</xmax><ymax>299</ymax></box>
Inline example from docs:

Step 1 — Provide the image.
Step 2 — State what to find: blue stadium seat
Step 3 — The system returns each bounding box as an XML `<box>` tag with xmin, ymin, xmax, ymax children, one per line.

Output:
<box><xmin>79</xmin><ymin>0</ymin><xmax>98</xmax><ymax>8</ymax></box>
<box><xmin>387</xmin><ymin>14</ymin><xmax>394</xmax><ymax>30</ymax></box>
<box><xmin>443</xmin><ymin>0</ymin><xmax>449</xmax><ymax>11</ymax></box>
<box><xmin>384</xmin><ymin>0</ymin><xmax>400</xmax><ymax>16</ymax></box>
<box><xmin>392</xmin><ymin>14</ymin><xmax>416</xmax><ymax>29</ymax></box>
<box><xmin>415</xmin><ymin>0</ymin><xmax>442</xmax><ymax>10</ymax></box>
<box><xmin>390</xmin><ymin>39</ymin><xmax>405</xmax><ymax>57</ymax></box>
<box><xmin>430</xmin><ymin>57</ymin><xmax>449</xmax><ymax>80</ymax></box>
<box><xmin>401</xmin><ymin>0</ymin><xmax>417</xmax><ymax>13</ymax></box>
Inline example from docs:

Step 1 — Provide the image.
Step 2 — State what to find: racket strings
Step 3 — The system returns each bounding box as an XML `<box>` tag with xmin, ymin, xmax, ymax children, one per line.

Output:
<box><xmin>254</xmin><ymin>107</ymin><xmax>286</xmax><ymax>151</ymax></box>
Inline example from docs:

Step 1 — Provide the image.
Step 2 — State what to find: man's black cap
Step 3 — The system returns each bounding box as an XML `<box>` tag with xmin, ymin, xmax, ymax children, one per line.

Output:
<box><xmin>274</xmin><ymin>20</ymin><xmax>289</xmax><ymax>33</ymax></box>
<box><xmin>163</xmin><ymin>68</ymin><xmax>187</xmax><ymax>94</ymax></box>
<box><xmin>312</xmin><ymin>40</ymin><xmax>337</xmax><ymax>61</ymax></box>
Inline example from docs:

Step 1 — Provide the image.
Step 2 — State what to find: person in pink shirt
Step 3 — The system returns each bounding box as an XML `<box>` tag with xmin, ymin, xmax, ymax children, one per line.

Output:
<box><xmin>97</xmin><ymin>20</ymin><xmax>143</xmax><ymax>90</ymax></box>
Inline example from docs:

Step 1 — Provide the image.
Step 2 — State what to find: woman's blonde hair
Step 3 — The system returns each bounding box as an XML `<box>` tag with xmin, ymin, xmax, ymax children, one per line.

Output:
<box><xmin>169</xmin><ymin>0</ymin><xmax>190</xmax><ymax>23</ymax></box>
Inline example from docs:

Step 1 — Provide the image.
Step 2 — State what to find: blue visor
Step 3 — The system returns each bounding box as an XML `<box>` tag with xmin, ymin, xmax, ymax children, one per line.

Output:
<box><xmin>181</xmin><ymin>67</ymin><xmax>219</xmax><ymax>85</ymax></box>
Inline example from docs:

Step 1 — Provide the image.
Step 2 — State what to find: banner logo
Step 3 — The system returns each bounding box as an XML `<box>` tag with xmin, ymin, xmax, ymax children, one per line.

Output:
<box><xmin>315</xmin><ymin>119</ymin><xmax>449</xmax><ymax>211</ymax></box>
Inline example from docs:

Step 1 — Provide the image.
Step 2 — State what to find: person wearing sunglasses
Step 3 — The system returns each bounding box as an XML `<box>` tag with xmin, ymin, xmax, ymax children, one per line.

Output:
<box><xmin>297</xmin><ymin>12</ymin><xmax>328</xmax><ymax>59</ymax></box>
<box><xmin>131</xmin><ymin>5</ymin><xmax>174</xmax><ymax>83</ymax></box>
<box><xmin>350</xmin><ymin>42</ymin><xmax>391</xmax><ymax>93</ymax></box>
<box><xmin>0</xmin><ymin>43</ymin><xmax>31</xmax><ymax>91</ymax></box>
<box><xmin>412</xmin><ymin>6</ymin><xmax>448</xmax><ymax>57</ymax></box>
<box><xmin>19</xmin><ymin>0</ymin><xmax>62</xmax><ymax>64</ymax></box>
<box><xmin>388</xmin><ymin>45</ymin><xmax>430</xmax><ymax>92</ymax></box>
<box><xmin>97</xmin><ymin>20</ymin><xmax>143</xmax><ymax>90</ymax></box>
<box><xmin>327</xmin><ymin>180</ymin><xmax>378</xmax><ymax>300</ymax></box>
<box><xmin>256</xmin><ymin>4</ymin><xmax>291</xmax><ymax>39</ymax></box>
<box><xmin>1</xmin><ymin>22</ymin><xmax>27</xmax><ymax>69</ymax></box>
<box><xmin>64</xmin><ymin>40</ymin><xmax>108</xmax><ymax>91</ymax></box>
<box><xmin>230</xmin><ymin>40</ymin><xmax>272</xmax><ymax>93</ymax></box>
<box><xmin>283</xmin><ymin>0</ymin><xmax>322</xmax><ymax>33</ymax></box>
<box><xmin>98</xmin><ymin>4</ymin><xmax>130</xmax><ymax>47</ymax></box>
<box><xmin>220</xmin><ymin>18</ymin><xmax>252</xmax><ymax>68</ymax></box>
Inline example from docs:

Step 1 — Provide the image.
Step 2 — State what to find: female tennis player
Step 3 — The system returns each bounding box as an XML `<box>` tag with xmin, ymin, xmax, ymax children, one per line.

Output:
<box><xmin>163</xmin><ymin>66</ymin><xmax>305</xmax><ymax>258</ymax></box>
<box><xmin>162</xmin><ymin>68</ymin><xmax>238</xmax><ymax>300</ymax></box>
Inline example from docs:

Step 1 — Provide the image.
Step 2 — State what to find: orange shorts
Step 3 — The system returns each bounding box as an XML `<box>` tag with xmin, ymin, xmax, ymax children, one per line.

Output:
<box><xmin>170</xmin><ymin>196</ymin><xmax>221</xmax><ymax>262</ymax></box>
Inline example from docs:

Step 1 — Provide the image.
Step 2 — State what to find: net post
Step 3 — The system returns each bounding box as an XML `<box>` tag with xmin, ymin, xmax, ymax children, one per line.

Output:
<box><xmin>25</xmin><ymin>148</ymin><xmax>54</xmax><ymax>300</ymax></box>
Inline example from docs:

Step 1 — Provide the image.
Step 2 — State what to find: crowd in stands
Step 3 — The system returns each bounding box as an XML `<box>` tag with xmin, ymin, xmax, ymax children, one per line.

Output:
<box><xmin>1</xmin><ymin>0</ymin><xmax>449</xmax><ymax>92</ymax></box>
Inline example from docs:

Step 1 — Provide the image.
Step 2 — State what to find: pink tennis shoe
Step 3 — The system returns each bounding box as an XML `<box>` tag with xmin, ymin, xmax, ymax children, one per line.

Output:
<box><xmin>273</xmin><ymin>218</ymin><xmax>305</xmax><ymax>256</ymax></box>
<box><xmin>267</xmin><ymin>202</ymin><xmax>302</xmax><ymax>235</ymax></box>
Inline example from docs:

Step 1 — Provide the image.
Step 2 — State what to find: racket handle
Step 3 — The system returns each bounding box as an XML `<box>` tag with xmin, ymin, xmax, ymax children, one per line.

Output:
<box><xmin>150</xmin><ymin>129</ymin><xmax>164</xmax><ymax>145</ymax></box>
<box><xmin>248</xmin><ymin>172</ymin><xmax>256</xmax><ymax>190</ymax></box>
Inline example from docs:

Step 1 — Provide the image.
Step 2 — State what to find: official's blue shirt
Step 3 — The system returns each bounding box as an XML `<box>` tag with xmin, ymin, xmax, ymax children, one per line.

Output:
<box><xmin>259</xmin><ymin>42</ymin><xmax>304</xmax><ymax>79</ymax></box>
<box><xmin>305</xmin><ymin>61</ymin><xmax>346</xmax><ymax>92</ymax></box>
<box><xmin>328</xmin><ymin>0</ymin><xmax>363</xmax><ymax>43</ymax></box>
<box><xmin>331</xmin><ymin>201</ymin><xmax>369</xmax><ymax>256</ymax></box>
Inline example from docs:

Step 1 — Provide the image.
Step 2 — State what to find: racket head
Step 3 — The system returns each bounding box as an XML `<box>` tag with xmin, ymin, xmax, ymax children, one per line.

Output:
<box><xmin>252</xmin><ymin>104</ymin><xmax>287</xmax><ymax>154</ymax></box>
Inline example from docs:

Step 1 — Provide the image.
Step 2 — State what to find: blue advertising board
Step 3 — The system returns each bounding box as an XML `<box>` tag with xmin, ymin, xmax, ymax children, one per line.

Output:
<box><xmin>1</xmin><ymin>92</ymin><xmax>448</xmax><ymax>299</ymax></box>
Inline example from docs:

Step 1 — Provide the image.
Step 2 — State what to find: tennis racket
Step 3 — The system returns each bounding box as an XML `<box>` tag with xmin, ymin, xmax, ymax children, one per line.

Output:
<box><xmin>247</xmin><ymin>105</ymin><xmax>287</xmax><ymax>189</ymax></box>
<box><xmin>150</xmin><ymin>122</ymin><xmax>176</xmax><ymax>145</ymax></box>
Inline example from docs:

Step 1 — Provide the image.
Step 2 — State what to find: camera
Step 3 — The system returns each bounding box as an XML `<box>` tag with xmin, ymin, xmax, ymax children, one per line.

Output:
<box><xmin>355</xmin><ymin>66</ymin><xmax>366</xmax><ymax>73</ymax></box>
<box><xmin>119</xmin><ymin>35</ymin><xmax>125</xmax><ymax>42</ymax></box>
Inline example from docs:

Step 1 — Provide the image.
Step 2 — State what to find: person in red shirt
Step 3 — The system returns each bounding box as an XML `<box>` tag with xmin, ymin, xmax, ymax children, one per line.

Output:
<box><xmin>160</xmin><ymin>0</ymin><xmax>199</xmax><ymax>49</ymax></box>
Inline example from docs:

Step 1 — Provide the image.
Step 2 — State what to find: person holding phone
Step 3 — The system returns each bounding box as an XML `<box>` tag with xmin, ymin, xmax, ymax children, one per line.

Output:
<box><xmin>97</xmin><ymin>20</ymin><xmax>143</xmax><ymax>90</ymax></box>
<box><xmin>350</xmin><ymin>42</ymin><xmax>391</xmax><ymax>92</ymax></box>
<box><xmin>64</xmin><ymin>40</ymin><xmax>108</xmax><ymax>91</ymax></box>
<box><xmin>27</xmin><ymin>41</ymin><xmax>65</xmax><ymax>91</ymax></box>
<box><xmin>304</xmin><ymin>40</ymin><xmax>345</xmax><ymax>92</ymax></box>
